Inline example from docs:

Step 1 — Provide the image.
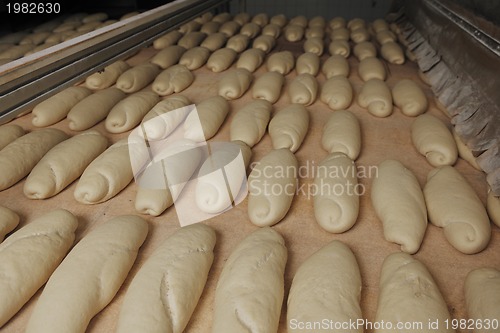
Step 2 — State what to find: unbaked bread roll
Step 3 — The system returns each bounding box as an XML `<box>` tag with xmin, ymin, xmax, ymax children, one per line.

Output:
<box><xmin>347</xmin><ymin>18</ymin><xmax>365</xmax><ymax>31</ymax></box>
<box><xmin>380</xmin><ymin>41</ymin><xmax>405</xmax><ymax>64</ymax></box>
<box><xmin>116</xmin><ymin>62</ymin><xmax>161</xmax><ymax>93</ymax></box>
<box><xmin>195</xmin><ymin>12</ymin><xmax>213</xmax><ymax>24</ymax></box>
<box><xmin>252</xmin><ymin>13</ymin><xmax>269</xmax><ymax>27</ymax></box>
<box><xmin>233</xmin><ymin>12</ymin><xmax>250</xmax><ymax>25</ymax></box>
<box><xmin>116</xmin><ymin>223</ymin><xmax>215</xmax><ymax>333</ymax></box>
<box><xmin>269</xmin><ymin>14</ymin><xmax>286</xmax><ymax>27</ymax></box>
<box><xmin>0</xmin><ymin>124</ymin><xmax>24</xmax><ymax>150</ymax></box>
<box><xmin>288</xmin><ymin>73</ymin><xmax>318</xmax><ymax>106</ymax></box>
<box><xmin>200</xmin><ymin>32</ymin><xmax>227</xmax><ymax>51</ymax></box>
<box><xmin>252</xmin><ymin>34</ymin><xmax>276</xmax><ymax>53</ymax></box>
<box><xmin>0</xmin><ymin>128</ymin><xmax>68</xmax><ymax>191</ymax></box>
<box><xmin>0</xmin><ymin>44</ymin><xmax>34</xmax><ymax>60</ymax></box>
<box><xmin>19</xmin><ymin>32</ymin><xmax>50</xmax><ymax>45</ymax></box>
<box><xmin>329</xmin><ymin>17</ymin><xmax>346</xmax><ymax>30</ymax></box>
<box><xmin>357</xmin><ymin>78</ymin><xmax>393</xmax><ymax>117</ymax></box>
<box><xmin>358</xmin><ymin>56</ymin><xmax>386</xmax><ymax>81</ymax></box>
<box><xmin>219</xmin><ymin>20</ymin><xmax>240</xmax><ymax>37</ymax></box>
<box><xmin>305</xmin><ymin>26</ymin><xmax>325</xmax><ymax>39</ymax></box>
<box><xmin>465</xmin><ymin>267</ymin><xmax>500</xmax><ymax>332</ymax></box>
<box><xmin>184</xmin><ymin>96</ymin><xmax>229</xmax><ymax>141</ymax></box>
<box><xmin>322</xmin><ymin>110</ymin><xmax>360</xmax><ymax>159</ymax></box>
<box><xmin>303</xmin><ymin>37</ymin><xmax>324</xmax><ymax>56</ymax></box>
<box><xmin>141</xmin><ymin>95</ymin><xmax>191</xmax><ymax>141</ymax></box>
<box><xmin>25</xmin><ymin>215</ymin><xmax>148</xmax><ymax>333</ymax></box>
<box><xmin>0</xmin><ymin>206</ymin><xmax>19</xmax><ymax>242</ymax></box>
<box><xmin>252</xmin><ymin>71</ymin><xmax>284</xmax><ymax>104</ymax></box>
<box><xmin>320</xmin><ymin>76</ymin><xmax>353</xmax><ymax>111</ymax></box>
<box><xmin>411</xmin><ymin>114</ymin><xmax>457</xmax><ymax>166</ymax></box>
<box><xmin>322</xmin><ymin>55</ymin><xmax>349</xmax><ymax>78</ymax></box>
<box><xmin>212</xmin><ymin>12</ymin><xmax>232</xmax><ymax>24</ymax></box>
<box><xmin>376</xmin><ymin>30</ymin><xmax>397</xmax><ymax>45</ymax></box>
<box><xmin>82</xmin><ymin>12</ymin><xmax>107</xmax><ymax>23</ymax></box>
<box><xmin>105</xmin><ymin>91</ymin><xmax>160</xmax><ymax>134</ymax></box>
<box><xmin>392</xmin><ymin>79</ymin><xmax>428</xmax><ymax>116</ymax></box>
<box><xmin>353</xmin><ymin>41</ymin><xmax>376</xmax><ymax>61</ymax></box>
<box><xmin>150</xmin><ymin>45</ymin><xmax>186</xmax><ymax>69</ymax></box>
<box><xmin>177</xmin><ymin>31</ymin><xmax>206</xmax><ymax>49</ymax></box>
<box><xmin>262</xmin><ymin>23</ymin><xmax>281</xmax><ymax>38</ymax></box>
<box><xmin>284</xmin><ymin>24</ymin><xmax>304</xmax><ymax>42</ymax></box>
<box><xmin>290</xmin><ymin>15</ymin><xmax>307</xmax><ymax>28</ymax></box>
<box><xmin>212</xmin><ymin>227</ymin><xmax>287</xmax><ymax>333</ymax></box>
<box><xmin>287</xmin><ymin>240</ymin><xmax>362</xmax><ymax>333</ymax></box>
<box><xmin>328</xmin><ymin>40</ymin><xmax>350</xmax><ymax>58</ymax></box>
<box><xmin>236</xmin><ymin>48</ymin><xmax>265</xmax><ymax>72</ymax></box>
<box><xmin>423</xmin><ymin>166</ymin><xmax>491</xmax><ymax>254</ymax></box>
<box><xmin>296</xmin><ymin>52</ymin><xmax>320</xmax><ymax>76</ymax></box>
<box><xmin>218</xmin><ymin>68</ymin><xmax>252</xmax><ymax>100</ymax></box>
<box><xmin>372</xmin><ymin>18</ymin><xmax>389</xmax><ymax>33</ymax></box>
<box><xmin>350</xmin><ymin>28</ymin><xmax>370</xmax><ymax>43</ymax></box>
<box><xmin>24</xmin><ymin>130</ymin><xmax>108</xmax><ymax>199</ymax></box>
<box><xmin>135</xmin><ymin>186</ymin><xmax>174</xmax><ymax>216</ymax></box>
<box><xmin>269</xmin><ymin>104</ymin><xmax>309</xmax><ymax>152</ymax></box>
<box><xmin>32</xmin><ymin>86</ymin><xmax>92</xmax><ymax>127</ymax></box>
<box><xmin>152</xmin><ymin>64</ymin><xmax>193</xmax><ymax>96</ymax></box>
<box><xmin>200</xmin><ymin>21</ymin><xmax>221</xmax><ymax>35</ymax></box>
<box><xmin>67</xmin><ymin>87</ymin><xmax>126</xmax><ymax>131</ymax></box>
<box><xmin>267</xmin><ymin>50</ymin><xmax>295</xmax><ymax>75</ymax></box>
<box><xmin>309</xmin><ymin>16</ymin><xmax>325</xmax><ymax>28</ymax></box>
<box><xmin>330</xmin><ymin>27</ymin><xmax>350</xmax><ymax>41</ymax></box>
<box><xmin>240</xmin><ymin>22</ymin><xmax>261</xmax><ymax>38</ymax></box>
<box><xmin>487</xmin><ymin>188</ymin><xmax>500</xmax><ymax>227</ymax></box>
<box><xmin>178</xmin><ymin>20</ymin><xmax>201</xmax><ymax>34</ymax></box>
<box><xmin>230</xmin><ymin>99</ymin><xmax>272</xmax><ymax>147</ymax></box>
<box><xmin>207</xmin><ymin>47</ymin><xmax>237</xmax><ymax>72</ymax></box>
<box><xmin>76</xmin><ymin>21</ymin><xmax>101</xmax><ymax>33</ymax></box>
<box><xmin>0</xmin><ymin>209</ymin><xmax>77</xmax><ymax>329</ymax></box>
<box><xmin>371</xmin><ymin>160</ymin><xmax>427</xmax><ymax>253</ymax></box>
<box><xmin>375</xmin><ymin>252</ymin><xmax>454</xmax><ymax>333</ymax></box>
<box><xmin>178</xmin><ymin>46</ymin><xmax>211</xmax><ymax>70</ymax></box>
<box><xmin>85</xmin><ymin>60</ymin><xmax>130</xmax><ymax>89</ymax></box>
<box><xmin>226</xmin><ymin>33</ymin><xmax>250</xmax><ymax>53</ymax></box>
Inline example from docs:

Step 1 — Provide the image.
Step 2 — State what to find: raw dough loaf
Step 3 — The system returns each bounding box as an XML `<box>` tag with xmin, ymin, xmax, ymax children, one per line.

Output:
<box><xmin>309</xmin><ymin>16</ymin><xmax>326</xmax><ymax>28</ymax></box>
<box><xmin>358</xmin><ymin>57</ymin><xmax>386</xmax><ymax>81</ymax></box>
<box><xmin>376</xmin><ymin>30</ymin><xmax>397</xmax><ymax>45</ymax></box>
<box><xmin>452</xmin><ymin>129</ymin><xmax>481</xmax><ymax>170</ymax></box>
<box><xmin>328</xmin><ymin>40</ymin><xmax>350</xmax><ymax>58</ymax></box>
<box><xmin>200</xmin><ymin>32</ymin><xmax>227</xmax><ymax>51</ymax></box>
<box><xmin>303</xmin><ymin>37</ymin><xmax>324</xmax><ymax>56</ymax></box>
<box><xmin>287</xmin><ymin>240</ymin><xmax>362</xmax><ymax>333</ymax></box>
<box><xmin>353</xmin><ymin>41</ymin><xmax>376</xmax><ymax>61</ymax></box>
<box><xmin>296</xmin><ymin>52</ymin><xmax>320</xmax><ymax>76</ymax></box>
<box><xmin>32</xmin><ymin>86</ymin><xmax>92</xmax><ymax>127</ymax></box>
<box><xmin>330</xmin><ymin>27</ymin><xmax>350</xmax><ymax>41</ymax></box>
<box><xmin>226</xmin><ymin>34</ymin><xmax>250</xmax><ymax>53</ymax></box>
<box><xmin>195</xmin><ymin>12</ymin><xmax>213</xmax><ymax>24</ymax></box>
<box><xmin>290</xmin><ymin>15</ymin><xmax>308</xmax><ymax>28</ymax></box>
<box><xmin>252</xmin><ymin>13</ymin><xmax>269</xmax><ymax>27</ymax></box>
<box><xmin>0</xmin><ymin>206</ymin><xmax>19</xmax><ymax>242</ymax></box>
<box><xmin>465</xmin><ymin>267</ymin><xmax>500</xmax><ymax>332</ymax></box>
<box><xmin>179</xmin><ymin>46</ymin><xmax>211</xmax><ymax>70</ymax></box>
<box><xmin>212</xmin><ymin>12</ymin><xmax>232</xmax><ymax>24</ymax></box>
<box><xmin>24</xmin><ymin>130</ymin><xmax>108</xmax><ymax>199</ymax></box>
<box><xmin>236</xmin><ymin>48</ymin><xmax>265</xmax><ymax>72</ymax></box>
<box><xmin>152</xmin><ymin>64</ymin><xmax>194</xmax><ymax>96</ymax></box>
<box><xmin>150</xmin><ymin>45</ymin><xmax>186</xmax><ymax>69</ymax></box>
<box><xmin>423</xmin><ymin>166</ymin><xmax>491</xmax><ymax>254</ymax></box>
<box><xmin>200</xmin><ymin>21</ymin><xmax>221</xmax><ymax>35</ymax></box>
<box><xmin>212</xmin><ymin>227</ymin><xmax>287</xmax><ymax>333</ymax></box>
<box><xmin>219</xmin><ymin>20</ymin><xmax>240</xmax><ymax>37</ymax></box>
<box><xmin>371</xmin><ymin>160</ymin><xmax>427</xmax><ymax>253</ymax></box>
<box><xmin>320</xmin><ymin>76</ymin><xmax>353</xmax><ymax>111</ymax></box>
<box><xmin>252</xmin><ymin>71</ymin><xmax>284</xmax><ymax>104</ymax></box>
<box><xmin>262</xmin><ymin>23</ymin><xmax>281</xmax><ymax>38</ymax></box>
<box><xmin>0</xmin><ymin>128</ymin><xmax>68</xmax><ymax>191</ymax></box>
<box><xmin>135</xmin><ymin>187</ymin><xmax>174</xmax><ymax>217</ymax></box>
<box><xmin>184</xmin><ymin>96</ymin><xmax>229</xmax><ymax>141</ymax></box>
<box><xmin>233</xmin><ymin>12</ymin><xmax>250</xmax><ymax>25</ymax></box>
<box><xmin>284</xmin><ymin>24</ymin><xmax>304</xmax><ymax>42</ymax></box>
<box><xmin>0</xmin><ymin>44</ymin><xmax>34</xmax><ymax>60</ymax></box>
<box><xmin>248</xmin><ymin>148</ymin><xmax>298</xmax><ymax>226</ymax></box>
<box><xmin>19</xmin><ymin>31</ymin><xmax>50</xmax><ymax>45</ymax></box>
<box><xmin>288</xmin><ymin>73</ymin><xmax>318</xmax><ymax>106</ymax></box>
<box><xmin>177</xmin><ymin>31</ymin><xmax>206</xmax><ymax>49</ymax></box>
<box><xmin>82</xmin><ymin>12</ymin><xmax>108</xmax><ymax>23</ymax></box>
<box><xmin>392</xmin><ymin>79</ymin><xmax>428</xmax><ymax>116</ymax></box>
<box><xmin>0</xmin><ymin>124</ymin><xmax>24</xmax><ymax>150</ymax></box>
<box><xmin>313</xmin><ymin>153</ymin><xmax>359</xmax><ymax>233</ymax></box>
<box><xmin>322</xmin><ymin>110</ymin><xmax>360</xmax><ymax>159</ymax></box>
<box><xmin>116</xmin><ymin>223</ymin><xmax>215</xmax><ymax>333</ymax></box>
<box><xmin>347</xmin><ymin>18</ymin><xmax>365</xmax><ymax>31</ymax></box>
<box><xmin>85</xmin><ymin>60</ymin><xmax>130</xmax><ymax>89</ymax></box>
<box><xmin>218</xmin><ymin>68</ymin><xmax>253</xmax><ymax>100</ymax></box>
<box><xmin>350</xmin><ymin>28</ymin><xmax>370</xmax><ymax>43</ymax></box>
<box><xmin>105</xmin><ymin>91</ymin><xmax>160</xmax><ymax>134</ymax></box>
<box><xmin>116</xmin><ymin>62</ymin><xmax>161</xmax><ymax>93</ymax></box>
<box><xmin>141</xmin><ymin>95</ymin><xmax>191</xmax><ymax>141</ymax></box>
<box><xmin>207</xmin><ymin>47</ymin><xmax>237</xmax><ymax>72</ymax></box>
<box><xmin>375</xmin><ymin>252</ymin><xmax>454</xmax><ymax>333</ymax></box>
<box><xmin>357</xmin><ymin>78</ymin><xmax>393</xmax><ymax>117</ymax></box>
<box><xmin>372</xmin><ymin>18</ymin><xmax>389</xmax><ymax>33</ymax></box>
<box><xmin>0</xmin><ymin>209</ymin><xmax>77</xmax><ymax>328</ymax></box>
<box><xmin>305</xmin><ymin>26</ymin><xmax>325</xmax><ymax>39</ymax></box>
<box><xmin>240</xmin><ymin>22</ymin><xmax>261</xmax><ymax>38</ymax></box>
<box><xmin>271</xmin><ymin>14</ymin><xmax>287</xmax><ymax>27</ymax></box>
<box><xmin>380</xmin><ymin>41</ymin><xmax>405</xmax><ymax>64</ymax></box>
<box><xmin>487</xmin><ymin>189</ymin><xmax>500</xmax><ymax>227</ymax></box>
<box><xmin>329</xmin><ymin>17</ymin><xmax>346</xmax><ymax>30</ymax></box>
<box><xmin>178</xmin><ymin>20</ymin><xmax>201</xmax><ymax>34</ymax></box>
<box><xmin>230</xmin><ymin>99</ymin><xmax>272</xmax><ymax>147</ymax></box>
<box><xmin>67</xmin><ymin>87</ymin><xmax>126</xmax><ymax>131</ymax></box>
<box><xmin>411</xmin><ymin>114</ymin><xmax>457</xmax><ymax>166</ymax></box>
<box><xmin>252</xmin><ymin>35</ymin><xmax>276</xmax><ymax>53</ymax></box>
<box><xmin>322</xmin><ymin>55</ymin><xmax>349</xmax><ymax>78</ymax></box>
<box><xmin>25</xmin><ymin>215</ymin><xmax>148</xmax><ymax>333</ymax></box>
<box><xmin>74</xmin><ymin>139</ymin><xmax>133</xmax><ymax>204</ymax></box>
<box><xmin>269</xmin><ymin>104</ymin><xmax>309</xmax><ymax>152</ymax></box>
<box><xmin>266</xmin><ymin>51</ymin><xmax>295</xmax><ymax>75</ymax></box>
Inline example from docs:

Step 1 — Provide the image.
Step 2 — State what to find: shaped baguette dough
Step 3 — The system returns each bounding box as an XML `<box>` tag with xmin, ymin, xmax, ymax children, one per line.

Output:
<box><xmin>178</xmin><ymin>20</ymin><xmax>201</xmax><ymax>34</ymax></box>
<box><xmin>371</xmin><ymin>160</ymin><xmax>427</xmax><ymax>253</ymax></box>
<box><xmin>67</xmin><ymin>87</ymin><xmax>126</xmax><ymax>131</ymax></box>
<box><xmin>487</xmin><ymin>189</ymin><xmax>500</xmax><ymax>227</ymax></box>
<box><xmin>381</xmin><ymin>41</ymin><xmax>405</xmax><ymax>64</ymax></box>
<box><xmin>328</xmin><ymin>40</ymin><xmax>350</xmax><ymax>58</ymax></box>
<box><xmin>350</xmin><ymin>28</ymin><xmax>370</xmax><ymax>43</ymax></box>
<box><xmin>392</xmin><ymin>79</ymin><xmax>428</xmax><ymax>116</ymax></box>
<box><xmin>303</xmin><ymin>37</ymin><xmax>324</xmax><ymax>56</ymax></box>
<box><xmin>177</xmin><ymin>31</ymin><xmax>206</xmax><ymax>49</ymax></box>
<box><xmin>200</xmin><ymin>21</ymin><xmax>221</xmax><ymax>35</ymax></box>
<box><xmin>290</xmin><ymin>15</ymin><xmax>307</xmax><ymax>28</ymax></box>
<box><xmin>184</xmin><ymin>96</ymin><xmax>229</xmax><ymax>141</ymax></box>
<box><xmin>330</xmin><ymin>27</ymin><xmax>350</xmax><ymax>41</ymax></box>
<box><xmin>0</xmin><ymin>209</ymin><xmax>77</xmax><ymax>328</ymax></box>
<box><xmin>358</xmin><ymin>57</ymin><xmax>386</xmax><ymax>81</ymax></box>
<box><xmin>423</xmin><ymin>166</ymin><xmax>491</xmax><ymax>254</ymax></box>
<box><xmin>240</xmin><ymin>22</ymin><xmax>261</xmax><ymax>38</ymax></box>
<box><xmin>267</xmin><ymin>51</ymin><xmax>295</xmax><ymax>75</ymax></box>
<box><xmin>150</xmin><ymin>45</ymin><xmax>186</xmax><ymax>69</ymax></box>
<box><xmin>0</xmin><ymin>124</ymin><xmax>24</xmax><ymax>150</ymax></box>
<box><xmin>252</xmin><ymin>71</ymin><xmax>284</xmax><ymax>104</ymax></box>
<box><xmin>296</xmin><ymin>52</ymin><xmax>320</xmax><ymax>76</ymax></box>
<box><xmin>218</xmin><ymin>68</ymin><xmax>253</xmax><ymax>100</ymax></box>
<box><xmin>200</xmin><ymin>32</ymin><xmax>227</xmax><ymax>51</ymax></box>
<box><xmin>329</xmin><ymin>17</ymin><xmax>346</xmax><ymax>29</ymax></box>
<box><xmin>212</xmin><ymin>12</ymin><xmax>232</xmax><ymax>24</ymax></box>
<box><xmin>347</xmin><ymin>18</ymin><xmax>365</xmax><ymax>31</ymax></box>
<box><xmin>322</xmin><ymin>110</ymin><xmax>360</xmax><ymax>159</ymax></box>
<box><xmin>152</xmin><ymin>64</ymin><xmax>193</xmax><ymax>96</ymax></box>
<box><xmin>252</xmin><ymin>13</ymin><xmax>269</xmax><ymax>27</ymax></box>
<box><xmin>24</xmin><ymin>130</ymin><xmax>108</xmax><ymax>199</ymax></box>
<box><xmin>305</xmin><ymin>26</ymin><xmax>325</xmax><ymax>39</ymax></box>
<box><xmin>357</xmin><ymin>78</ymin><xmax>393</xmax><ymax>117</ymax></box>
<box><xmin>154</xmin><ymin>30</ymin><xmax>183</xmax><ymax>49</ymax></box>
<box><xmin>179</xmin><ymin>46</ymin><xmax>211</xmax><ymax>70</ymax></box>
<box><xmin>248</xmin><ymin>149</ymin><xmax>298</xmax><ymax>226</ymax></box>
<box><xmin>105</xmin><ymin>91</ymin><xmax>160</xmax><ymax>134</ymax></box>
<box><xmin>135</xmin><ymin>187</ymin><xmax>174</xmax><ymax>216</ymax></box>
<box><xmin>116</xmin><ymin>62</ymin><xmax>161</xmax><ymax>93</ymax></box>
<box><xmin>271</xmin><ymin>14</ymin><xmax>287</xmax><ymax>27</ymax></box>
<box><xmin>234</xmin><ymin>12</ymin><xmax>251</xmax><ymax>25</ymax></box>
<box><xmin>252</xmin><ymin>35</ymin><xmax>276</xmax><ymax>53</ymax></box>
<box><xmin>0</xmin><ymin>206</ymin><xmax>19</xmax><ymax>242</ymax></box>
<box><xmin>313</xmin><ymin>153</ymin><xmax>359</xmax><ymax>233</ymax></box>
<box><xmin>375</xmin><ymin>252</ymin><xmax>454</xmax><ymax>333</ymax></box>
<box><xmin>85</xmin><ymin>60</ymin><xmax>130</xmax><ymax>89</ymax></box>
<box><xmin>465</xmin><ymin>267</ymin><xmax>500</xmax><ymax>332</ymax></box>
<box><xmin>0</xmin><ymin>129</ymin><xmax>68</xmax><ymax>191</ymax></box>
<box><xmin>207</xmin><ymin>47</ymin><xmax>237</xmax><ymax>72</ymax></box>
<box><xmin>236</xmin><ymin>48</ymin><xmax>265</xmax><ymax>72</ymax></box>
<box><xmin>262</xmin><ymin>23</ymin><xmax>281</xmax><ymax>38</ymax></box>
<box><xmin>320</xmin><ymin>76</ymin><xmax>353</xmax><ymax>111</ymax></box>
<box><xmin>284</xmin><ymin>24</ymin><xmax>304</xmax><ymax>42</ymax></box>
<box><xmin>25</xmin><ymin>215</ymin><xmax>148</xmax><ymax>333</ymax></box>
<box><xmin>269</xmin><ymin>104</ymin><xmax>309</xmax><ymax>152</ymax></box>
<box><xmin>322</xmin><ymin>55</ymin><xmax>349</xmax><ymax>78</ymax></box>
<box><xmin>212</xmin><ymin>227</ymin><xmax>287</xmax><ymax>333</ymax></box>
<box><xmin>226</xmin><ymin>34</ymin><xmax>250</xmax><ymax>53</ymax></box>
<box><xmin>32</xmin><ymin>86</ymin><xmax>92</xmax><ymax>127</ymax></box>
<box><xmin>141</xmin><ymin>95</ymin><xmax>191</xmax><ymax>141</ymax></box>
<box><xmin>376</xmin><ymin>30</ymin><xmax>397</xmax><ymax>44</ymax></box>
<box><xmin>230</xmin><ymin>99</ymin><xmax>272</xmax><ymax>147</ymax></box>
<box><xmin>116</xmin><ymin>223</ymin><xmax>215</xmax><ymax>333</ymax></box>
<box><xmin>287</xmin><ymin>240</ymin><xmax>362</xmax><ymax>333</ymax></box>
<box><xmin>353</xmin><ymin>41</ymin><xmax>376</xmax><ymax>61</ymax></box>
<box><xmin>372</xmin><ymin>19</ymin><xmax>389</xmax><ymax>33</ymax></box>
<box><xmin>74</xmin><ymin>139</ymin><xmax>133</xmax><ymax>204</ymax></box>
<box><xmin>219</xmin><ymin>21</ymin><xmax>240</xmax><ymax>37</ymax></box>
<box><xmin>411</xmin><ymin>114</ymin><xmax>458</xmax><ymax>166</ymax></box>
<box><xmin>195</xmin><ymin>12</ymin><xmax>213</xmax><ymax>24</ymax></box>
<box><xmin>288</xmin><ymin>73</ymin><xmax>318</xmax><ymax>106</ymax></box>
<box><xmin>452</xmin><ymin>128</ymin><xmax>480</xmax><ymax>170</ymax></box>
